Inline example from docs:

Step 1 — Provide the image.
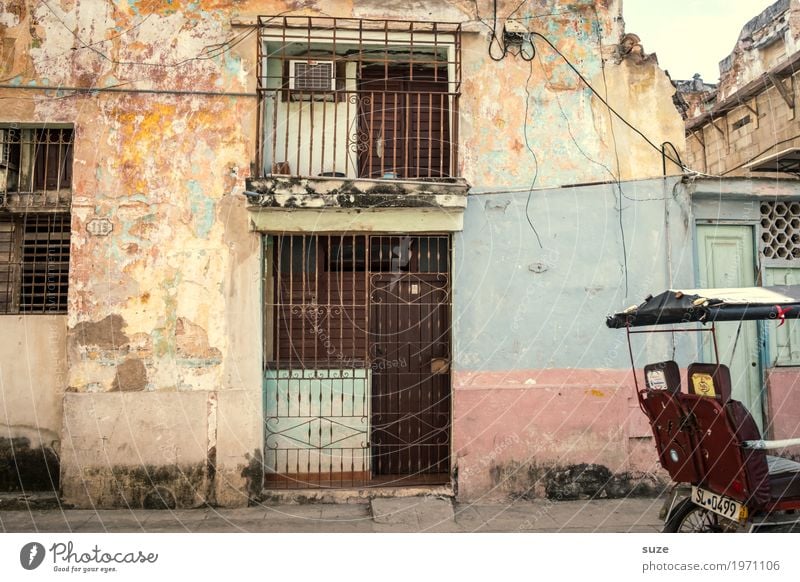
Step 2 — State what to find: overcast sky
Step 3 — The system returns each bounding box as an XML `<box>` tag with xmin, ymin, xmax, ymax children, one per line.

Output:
<box><xmin>623</xmin><ymin>0</ymin><xmax>779</xmax><ymax>83</ymax></box>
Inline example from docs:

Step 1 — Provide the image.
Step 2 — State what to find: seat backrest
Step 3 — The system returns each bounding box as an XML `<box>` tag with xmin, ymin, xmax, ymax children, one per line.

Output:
<box><xmin>680</xmin><ymin>392</ymin><xmax>771</xmax><ymax>508</ymax></box>
<box><xmin>687</xmin><ymin>363</ymin><xmax>732</xmax><ymax>402</ymax></box>
<box><xmin>639</xmin><ymin>361</ymin><xmax>701</xmax><ymax>483</ymax></box>
<box><xmin>640</xmin><ymin>389</ymin><xmax>702</xmax><ymax>483</ymax></box>
<box><xmin>681</xmin><ymin>393</ymin><xmax>746</xmax><ymax>500</ymax></box>
<box><xmin>644</xmin><ymin>361</ymin><xmax>682</xmax><ymax>394</ymax></box>
<box><xmin>725</xmin><ymin>400</ymin><xmax>771</xmax><ymax>507</ymax></box>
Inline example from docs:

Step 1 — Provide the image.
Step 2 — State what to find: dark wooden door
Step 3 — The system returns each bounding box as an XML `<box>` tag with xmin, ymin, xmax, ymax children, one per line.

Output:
<box><xmin>33</xmin><ymin>128</ymin><xmax>72</xmax><ymax>191</ymax></box>
<box><xmin>369</xmin><ymin>273</ymin><xmax>450</xmax><ymax>480</ymax></box>
<box><xmin>357</xmin><ymin>66</ymin><xmax>450</xmax><ymax>179</ymax></box>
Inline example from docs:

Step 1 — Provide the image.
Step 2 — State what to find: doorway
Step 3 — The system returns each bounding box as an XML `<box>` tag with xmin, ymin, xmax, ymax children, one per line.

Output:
<box><xmin>263</xmin><ymin>234</ymin><xmax>452</xmax><ymax>488</ymax></box>
<box><xmin>696</xmin><ymin>224</ymin><xmax>764</xmax><ymax>429</ymax></box>
<box><xmin>357</xmin><ymin>65</ymin><xmax>451</xmax><ymax>179</ymax></box>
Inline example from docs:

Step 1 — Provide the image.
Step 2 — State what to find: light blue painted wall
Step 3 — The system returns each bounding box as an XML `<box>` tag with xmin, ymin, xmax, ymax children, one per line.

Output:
<box><xmin>452</xmin><ymin>177</ymin><xmax>701</xmax><ymax>371</ymax></box>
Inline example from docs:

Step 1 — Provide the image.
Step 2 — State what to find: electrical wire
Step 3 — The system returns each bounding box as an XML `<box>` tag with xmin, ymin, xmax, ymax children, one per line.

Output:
<box><xmin>488</xmin><ymin>0</ymin><xmax>508</xmax><ymax>61</ymax></box>
<box><xmin>720</xmin><ymin>132</ymin><xmax>800</xmax><ymax>176</ymax></box>
<box><xmin>522</xmin><ymin>58</ymin><xmax>543</xmax><ymax>248</ymax></box>
<box><xmin>528</xmin><ymin>31</ymin><xmax>684</xmax><ymax>170</ymax></box>
<box><xmin>473</xmin><ymin>1</ymin><xmax>690</xmax><ymax>174</ymax></box>
<box><xmin>470</xmin><ymin>0</ymin><xmax>496</xmax><ymax>33</ymax></box>
<box><xmin>0</xmin><ymin>13</ymin><xmax>156</xmax><ymax>84</ymax></box>
<box><xmin>40</xmin><ymin>0</ymin><xmax>258</xmax><ymax>70</ymax></box>
<box><xmin>0</xmin><ymin>82</ymin><xmax>256</xmax><ymax>99</ymax></box>
<box><xmin>0</xmin><ymin>8</ymin><xmax>309</xmax><ymax>103</ymax></box>
<box><xmin>16</xmin><ymin>2</ymin><xmax>765</xmax><ymax>186</ymax></box>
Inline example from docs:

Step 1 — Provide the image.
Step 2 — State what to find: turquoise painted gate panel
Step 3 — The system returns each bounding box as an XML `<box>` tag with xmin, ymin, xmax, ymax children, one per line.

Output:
<box><xmin>264</xmin><ymin>368</ymin><xmax>370</xmax><ymax>478</ymax></box>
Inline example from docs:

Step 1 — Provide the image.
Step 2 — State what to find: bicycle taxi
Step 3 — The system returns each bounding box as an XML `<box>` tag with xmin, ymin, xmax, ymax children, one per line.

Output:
<box><xmin>607</xmin><ymin>286</ymin><xmax>800</xmax><ymax>532</ymax></box>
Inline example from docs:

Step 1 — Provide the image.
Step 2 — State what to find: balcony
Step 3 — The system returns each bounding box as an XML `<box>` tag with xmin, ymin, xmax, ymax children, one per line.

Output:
<box><xmin>246</xmin><ymin>16</ymin><xmax>468</xmax><ymax>216</ymax></box>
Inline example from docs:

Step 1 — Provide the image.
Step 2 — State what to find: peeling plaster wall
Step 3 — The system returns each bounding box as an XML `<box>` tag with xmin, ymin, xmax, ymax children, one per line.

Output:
<box><xmin>457</xmin><ymin>0</ymin><xmax>684</xmax><ymax>188</ymax></box>
<box><xmin>452</xmin><ymin>178</ymin><xmax>695</xmax><ymax>499</ymax></box>
<box><xmin>0</xmin><ymin>316</ymin><xmax>66</xmax><ymax>492</ymax></box>
<box><xmin>2</xmin><ymin>0</ymin><xmax>261</xmax><ymax>506</ymax></box>
<box><xmin>766</xmin><ymin>368</ymin><xmax>800</xmax><ymax>460</ymax></box>
<box><xmin>453</xmin><ymin>369</ymin><xmax>668</xmax><ymax>500</ymax></box>
<box><xmin>0</xmin><ymin>0</ymin><xmax>685</xmax><ymax>505</ymax></box>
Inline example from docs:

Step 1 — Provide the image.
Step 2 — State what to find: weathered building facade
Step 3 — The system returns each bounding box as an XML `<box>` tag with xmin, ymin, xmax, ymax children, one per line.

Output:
<box><xmin>676</xmin><ymin>0</ymin><xmax>800</xmax><ymax>466</ymax></box>
<box><xmin>683</xmin><ymin>0</ymin><xmax>800</xmax><ymax>177</ymax></box>
<box><xmin>1</xmin><ymin>0</ymin><xmax>692</xmax><ymax>507</ymax></box>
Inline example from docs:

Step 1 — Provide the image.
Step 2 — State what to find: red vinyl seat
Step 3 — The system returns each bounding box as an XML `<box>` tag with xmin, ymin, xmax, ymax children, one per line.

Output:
<box><xmin>684</xmin><ymin>363</ymin><xmax>798</xmax><ymax>508</ymax></box>
<box><xmin>640</xmin><ymin>362</ymin><xmax>701</xmax><ymax>483</ymax></box>
<box><xmin>638</xmin><ymin>360</ymin><xmax>800</xmax><ymax>507</ymax></box>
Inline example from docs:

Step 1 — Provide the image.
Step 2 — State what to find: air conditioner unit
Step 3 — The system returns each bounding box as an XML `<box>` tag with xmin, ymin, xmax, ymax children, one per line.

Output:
<box><xmin>289</xmin><ymin>59</ymin><xmax>336</xmax><ymax>91</ymax></box>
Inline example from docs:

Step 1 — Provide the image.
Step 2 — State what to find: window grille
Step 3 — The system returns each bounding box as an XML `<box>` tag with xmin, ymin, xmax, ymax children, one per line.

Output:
<box><xmin>760</xmin><ymin>201</ymin><xmax>800</xmax><ymax>262</ymax></box>
<box><xmin>0</xmin><ymin>213</ymin><xmax>70</xmax><ymax>314</ymax></box>
<box><xmin>1</xmin><ymin>126</ymin><xmax>73</xmax><ymax>209</ymax></box>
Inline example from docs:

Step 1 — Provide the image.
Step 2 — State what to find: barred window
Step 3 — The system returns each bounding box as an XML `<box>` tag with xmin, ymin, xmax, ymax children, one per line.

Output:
<box><xmin>0</xmin><ymin>213</ymin><xmax>70</xmax><ymax>314</ymax></box>
<box><xmin>1</xmin><ymin>125</ymin><xmax>73</xmax><ymax>208</ymax></box>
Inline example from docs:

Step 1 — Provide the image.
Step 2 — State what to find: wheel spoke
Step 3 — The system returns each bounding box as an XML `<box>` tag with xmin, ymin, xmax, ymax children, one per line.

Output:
<box><xmin>680</xmin><ymin>506</ymin><xmax>720</xmax><ymax>532</ymax></box>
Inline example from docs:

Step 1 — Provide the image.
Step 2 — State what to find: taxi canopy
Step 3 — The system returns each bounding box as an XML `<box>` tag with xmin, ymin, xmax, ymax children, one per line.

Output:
<box><xmin>606</xmin><ymin>286</ymin><xmax>800</xmax><ymax>328</ymax></box>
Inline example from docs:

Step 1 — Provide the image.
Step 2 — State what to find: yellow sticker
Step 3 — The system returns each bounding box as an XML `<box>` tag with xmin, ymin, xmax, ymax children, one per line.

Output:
<box><xmin>692</xmin><ymin>373</ymin><xmax>716</xmax><ymax>397</ymax></box>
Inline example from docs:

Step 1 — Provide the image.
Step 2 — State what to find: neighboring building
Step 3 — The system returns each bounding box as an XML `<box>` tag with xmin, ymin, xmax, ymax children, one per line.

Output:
<box><xmin>672</xmin><ymin>74</ymin><xmax>717</xmax><ymax>121</ymax></box>
<box><xmin>1</xmin><ymin>0</ymin><xmax>689</xmax><ymax>507</ymax></box>
<box><xmin>681</xmin><ymin>0</ymin><xmax>800</xmax><ymax>177</ymax></box>
<box><xmin>676</xmin><ymin>0</ymin><xmax>800</xmax><ymax>459</ymax></box>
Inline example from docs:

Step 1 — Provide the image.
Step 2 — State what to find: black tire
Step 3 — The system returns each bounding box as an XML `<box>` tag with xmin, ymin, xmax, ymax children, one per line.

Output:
<box><xmin>663</xmin><ymin>497</ymin><xmax>725</xmax><ymax>533</ymax></box>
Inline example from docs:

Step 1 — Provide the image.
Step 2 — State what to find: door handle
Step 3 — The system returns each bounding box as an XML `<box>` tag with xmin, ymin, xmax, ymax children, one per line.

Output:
<box><xmin>430</xmin><ymin>358</ymin><xmax>449</xmax><ymax>374</ymax></box>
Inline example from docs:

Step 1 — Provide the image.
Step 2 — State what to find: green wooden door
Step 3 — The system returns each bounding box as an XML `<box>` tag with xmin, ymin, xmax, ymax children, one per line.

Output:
<box><xmin>696</xmin><ymin>224</ymin><xmax>764</xmax><ymax>430</ymax></box>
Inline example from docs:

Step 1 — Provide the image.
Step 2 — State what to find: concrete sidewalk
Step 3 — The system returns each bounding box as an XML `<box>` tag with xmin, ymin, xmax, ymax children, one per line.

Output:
<box><xmin>0</xmin><ymin>496</ymin><xmax>666</xmax><ymax>533</ymax></box>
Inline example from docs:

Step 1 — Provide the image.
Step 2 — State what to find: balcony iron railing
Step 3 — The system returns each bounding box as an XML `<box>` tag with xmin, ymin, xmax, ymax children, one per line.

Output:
<box><xmin>256</xmin><ymin>16</ymin><xmax>462</xmax><ymax>181</ymax></box>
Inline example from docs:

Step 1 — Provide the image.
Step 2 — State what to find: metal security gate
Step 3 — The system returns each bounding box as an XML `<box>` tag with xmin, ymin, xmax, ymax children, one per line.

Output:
<box><xmin>357</xmin><ymin>67</ymin><xmax>452</xmax><ymax>179</ymax></box>
<box><xmin>263</xmin><ymin>234</ymin><xmax>451</xmax><ymax>488</ymax></box>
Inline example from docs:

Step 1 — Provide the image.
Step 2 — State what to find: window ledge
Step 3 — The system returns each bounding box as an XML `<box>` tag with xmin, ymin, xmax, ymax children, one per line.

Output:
<box><xmin>244</xmin><ymin>175</ymin><xmax>469</xmax><ymax>210</ymax></box>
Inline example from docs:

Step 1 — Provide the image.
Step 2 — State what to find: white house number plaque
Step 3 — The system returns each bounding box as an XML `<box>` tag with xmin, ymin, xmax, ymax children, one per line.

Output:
<box><xmin>86</xmin><ymin>218</ymin><xmax>113</xmax><ymax>237</ymax></box>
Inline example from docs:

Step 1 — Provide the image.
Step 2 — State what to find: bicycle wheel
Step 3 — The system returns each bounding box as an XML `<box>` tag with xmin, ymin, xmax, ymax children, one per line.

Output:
<box><xmin>663</xmin><ymin>497</ymin><xmax>724</xmax><ymax>533</ymax></box>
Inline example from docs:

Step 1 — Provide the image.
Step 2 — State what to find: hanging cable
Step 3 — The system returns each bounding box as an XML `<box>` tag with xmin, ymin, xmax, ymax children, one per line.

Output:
<box><xmin>528</xmin><ymin>32</ymin><xmax>686</xmax><ymax>170</ymax></box>
<box><xmin>522</xmin><ymin>59</ymin><xmax>543</xmax><ymax>248</ymax></box>
<box><xmin>487</xmin><ymin>0</ymin><xmax>508</xmax><ymax>61</ymax></box>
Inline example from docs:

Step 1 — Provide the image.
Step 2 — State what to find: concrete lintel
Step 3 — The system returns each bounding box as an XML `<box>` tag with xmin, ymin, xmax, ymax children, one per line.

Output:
<box><xmin>690</xmin><ymin>177</ymin><xmax>800</xmax><ymax>199</ymax></box>
<box><xmin>244</xmin><ymin>175</ymin><xmax>470</xmax><ymax>211</ymax></box>
<box><xmin>249</xmin><ymin>208</ymin><xmax>464</xmax><ymax>233</ymax></box>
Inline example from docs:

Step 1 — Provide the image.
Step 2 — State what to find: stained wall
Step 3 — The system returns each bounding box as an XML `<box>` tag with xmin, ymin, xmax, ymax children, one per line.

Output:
<box><xmin>0</xmin><ymin>0</ymin><xmax>685</xmax><ymax>505</ymax></box>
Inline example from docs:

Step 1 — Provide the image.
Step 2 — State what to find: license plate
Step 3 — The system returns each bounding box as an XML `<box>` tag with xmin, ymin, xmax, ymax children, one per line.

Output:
<box><xmin>691</xmin><ymin>486</ymin><xmax>748</xmax><ymax>522</ymax></box>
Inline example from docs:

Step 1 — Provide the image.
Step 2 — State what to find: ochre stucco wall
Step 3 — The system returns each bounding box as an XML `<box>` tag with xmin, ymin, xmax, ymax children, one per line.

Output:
<box><xmin>0</xmin><ymin>316</ymin><xmax>67</xmax><ymax>492</ymax></box>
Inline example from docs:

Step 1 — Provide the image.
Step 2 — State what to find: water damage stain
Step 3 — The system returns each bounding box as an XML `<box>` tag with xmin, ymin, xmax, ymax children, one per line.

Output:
<box><xmin>489</xmin><ymin>461</ymin><xmax>667</xmax><ymax>501</ymax></box>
